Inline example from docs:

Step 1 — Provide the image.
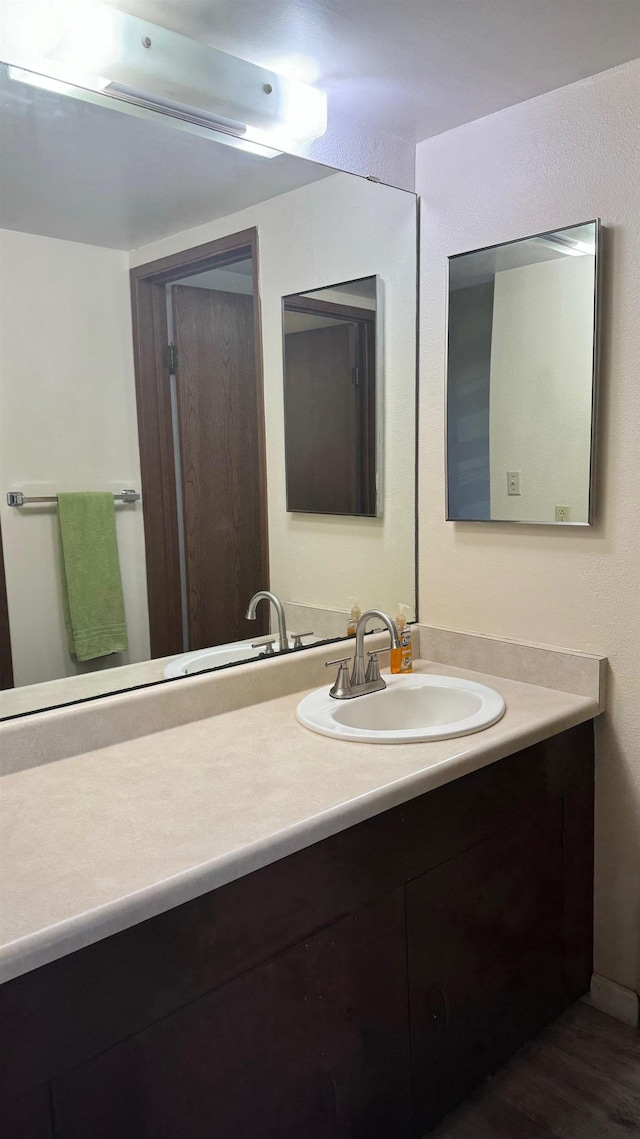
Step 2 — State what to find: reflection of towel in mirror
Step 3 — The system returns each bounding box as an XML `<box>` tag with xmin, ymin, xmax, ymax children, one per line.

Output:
<box><xmin>57</xmin><ymin>492</ymin><xmax>128</xmax><ymax>662</ymax></box>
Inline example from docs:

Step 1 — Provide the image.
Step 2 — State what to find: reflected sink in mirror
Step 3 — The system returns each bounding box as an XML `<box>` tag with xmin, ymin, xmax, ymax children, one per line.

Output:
<box><xmin>297</xmin><ymin>673</ymin><xmax>505</xmax><ymax>744</ymax></box>
<box><xmin>164</xmin><ymin>639</ymin><xmax>284</xmax><ymax>679</ymax></box>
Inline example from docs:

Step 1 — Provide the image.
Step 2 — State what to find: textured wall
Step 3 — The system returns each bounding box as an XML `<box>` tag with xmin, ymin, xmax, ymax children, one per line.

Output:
<box><xmin>300</xmin><ymin>106</ymin><xmax>415</xmax><ymax>191</ymax></box>
<box><xmin>416</xmin><ymin>59</ymin><xmax>640</xmax><ymax>993</ymax></box>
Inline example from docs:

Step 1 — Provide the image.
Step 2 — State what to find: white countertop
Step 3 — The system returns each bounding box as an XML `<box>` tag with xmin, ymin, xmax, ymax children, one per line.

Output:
<box><xmin>0</xmin><ymin>660</ymin><xmax>599</xmax><ymax>985</ymax></box>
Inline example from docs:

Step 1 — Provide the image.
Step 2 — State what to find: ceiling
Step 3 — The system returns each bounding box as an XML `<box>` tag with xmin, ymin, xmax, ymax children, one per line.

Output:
<box><xmin>103</xmin><ymin>0</ymin><xmax>640</xmax><ymax>142</ymax></box>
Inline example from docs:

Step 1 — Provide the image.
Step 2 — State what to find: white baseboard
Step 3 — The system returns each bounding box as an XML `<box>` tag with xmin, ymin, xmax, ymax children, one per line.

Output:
<box><xmin>582</xmin><ymin>973</ymin><xmax>640</xmax><ymax>1028</ymax></box>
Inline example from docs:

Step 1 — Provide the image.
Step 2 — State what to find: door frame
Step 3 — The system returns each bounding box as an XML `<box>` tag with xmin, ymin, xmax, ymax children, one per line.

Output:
<box><xmin>0</xmin><ymin>521</ymin><xmax>14</xmax><ymax>689</ymax></box>
<box><xmin>130</xmin><ymin>228</ymin><xmax>269</xmax><ymax>658</ymax></box>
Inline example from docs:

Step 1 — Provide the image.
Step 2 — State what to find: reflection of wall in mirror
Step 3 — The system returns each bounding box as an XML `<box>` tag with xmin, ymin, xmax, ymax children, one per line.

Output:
<box><xmin>489</xmin><ymin>255</ymin><xmax>595</xmax><ymax>523</ymax></box>
<box><xmin>130</xmin><ymin>172</ymin><xmax>417</xmax><ymax>628</ymax></box>
<box><xmin>0</xmin><ymin>229</ymin><xmax>150</xmax><ymax>687</ymax></box>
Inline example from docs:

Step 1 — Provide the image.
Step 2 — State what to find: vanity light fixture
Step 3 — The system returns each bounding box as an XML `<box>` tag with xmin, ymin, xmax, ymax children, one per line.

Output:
<box><xmin>2</xmin><ymin>3</ymin><xmax>327</xmax><ymax>157</ymax></box>
<box><xmin>6</xmin><ymin>65</ymin><xmax>280</xmax><ymax>158</ymax></box>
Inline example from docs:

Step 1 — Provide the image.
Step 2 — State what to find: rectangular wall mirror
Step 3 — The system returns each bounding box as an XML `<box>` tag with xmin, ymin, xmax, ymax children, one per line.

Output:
<box><xmin>0</xmin><ymin>62</ymin><xmax>417</xmax><ymax>720</ymax></box>
<box><xmin>446</xmin><ymin>220</ymin><xmax>599</xmax><ymax>525</ymax></box>
<box><xmin>283</xmin><ymin>276</ymin><xmax>380</xmax><ymax>517</ymax></box>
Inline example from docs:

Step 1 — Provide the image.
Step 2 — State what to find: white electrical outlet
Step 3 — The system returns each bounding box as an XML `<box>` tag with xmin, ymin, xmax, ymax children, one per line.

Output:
<box><xmin>555</xmin><ymin>505</ymin><xmax>571</xmax><ymax>522</ymax></box>
<box><xmin>507</xmin><ymin>471</ymin><xmax>521</xmax><ymax>496</ymax></box>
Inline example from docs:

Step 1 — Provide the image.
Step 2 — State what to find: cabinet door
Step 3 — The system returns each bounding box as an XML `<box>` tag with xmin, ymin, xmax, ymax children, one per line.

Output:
<box><xmin>0</xmin><ymin>1086</ymin><xmax>53</xmax><ymax>1139</ymax></box>
<box><xmin>52</xmin><ymin>890</ymin><xmax>410</xmax><ymax>1139</ymax></box>
<box><xmin>407</xmin><ymin>800</ymin><xmax>565</xmax><ymax>1135</ymax></box>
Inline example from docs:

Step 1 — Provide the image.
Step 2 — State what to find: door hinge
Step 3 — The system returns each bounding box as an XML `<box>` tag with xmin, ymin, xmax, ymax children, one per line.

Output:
<box><xmin>163</xmin><ymin>343</ymin><xmax>178</xmax><ymax>373</ymax></box>
<box><xmin>350</xmin><ymin>366</ymin><xmax>360</xmax><ymax>388</ymax></box>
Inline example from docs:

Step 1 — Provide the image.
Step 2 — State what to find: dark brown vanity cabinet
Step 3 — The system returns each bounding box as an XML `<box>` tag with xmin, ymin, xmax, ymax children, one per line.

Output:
<box><xmin>407</xmin><ymin>801</ymin><xmax>566</xmax><ymax>1131</ymax></box>
<box><xmin>0</xmin><ymin>722</ymin><xmax>594</xmax><ymax>1139</ymax></box>
<box><xmin>1</xmin><ymin>1088</ymin><xmax>54</xmax><ymax>1139</ymax></box>
<box><xmin>51</xmin><ymin>892</ymin><xmax>411</xmax><ymax>1139</ymax></box>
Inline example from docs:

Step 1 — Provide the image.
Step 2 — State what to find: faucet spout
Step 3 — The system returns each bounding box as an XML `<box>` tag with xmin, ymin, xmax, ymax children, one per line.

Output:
<box><xmin>354</xmin><ymin>608</ymin><xmax>401</xmax><ymax>661</ymax></box>
<box><xmin>350</xmin><ymin>608</ymin><xmax>400</xmax><ymax>689</ymax></box>
<box><xmin>246</xmin><ymin>591</ymin><xmax>289</xmax><ymax>651</ymax></box>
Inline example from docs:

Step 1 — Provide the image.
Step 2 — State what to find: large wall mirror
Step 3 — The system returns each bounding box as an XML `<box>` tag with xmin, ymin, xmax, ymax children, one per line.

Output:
<box><xmin>446</xmin><ymin>221</ymin><xmax>599</xmax><ymax>525</ymax></box>
<box><xmin>0</xmin><ymin>62</ymin><xmax>417</xmax><ymax>719</ymax></box>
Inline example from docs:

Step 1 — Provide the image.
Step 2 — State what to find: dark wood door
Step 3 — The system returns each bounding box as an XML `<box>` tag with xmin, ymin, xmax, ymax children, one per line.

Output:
<box><xmin>130</xmin><ymin>229</ymin><xmax>268</xmax><ymax>658</ymax></box>
<box><xmin>406</xmin><ymin>800</ymin><xmax>565</xmax><ymax>1135</ymax></box>
<box><xmin>0</xmin><ymin>521</ymin><xmax>13</xmax><ymax>689</ymax></box>
<box><xmin>172</xmin><ymin>285</ymin><xmax>267</xmax><ymax>649</ymax></box>
<box><xmin>51</xmin><ymin>890</ymin><xmax>411</xmax><ymax>1139</ymax></box>
<box><xmin>284</xmin><ymin>323</ymin><xmax>364</xmax><ymax>515</ymax></box>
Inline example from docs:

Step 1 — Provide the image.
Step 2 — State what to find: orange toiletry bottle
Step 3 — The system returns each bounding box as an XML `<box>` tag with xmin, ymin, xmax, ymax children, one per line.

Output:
<box><xmin>390</xmin><ymin>604</ymin><xmax>413</xmax><ymax>674</ymax></box>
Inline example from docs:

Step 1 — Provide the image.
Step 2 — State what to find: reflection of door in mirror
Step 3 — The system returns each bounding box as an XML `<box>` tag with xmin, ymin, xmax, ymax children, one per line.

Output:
<box><xmin>283</xmin><ymin>279</ymin><xmax>377</xmax><ymax>517</ymax></box>
<box><xmin>131</xmin><ymin>231</ymin><xmax>269</xmax><ymax>659</ymax></box>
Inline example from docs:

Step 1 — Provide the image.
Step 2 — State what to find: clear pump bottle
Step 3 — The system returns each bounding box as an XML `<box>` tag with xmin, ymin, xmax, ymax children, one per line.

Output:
<box><xmin>347</xmin><ymin>599</ymin><xmax>361</xmax><ymax>637</ymax></box>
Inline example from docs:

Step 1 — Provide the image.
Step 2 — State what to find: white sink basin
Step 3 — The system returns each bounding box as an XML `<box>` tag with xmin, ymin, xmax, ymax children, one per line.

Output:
<box><xmin>297</xmin><ymin>673</ymin><xmax>506</xmax><ymax>744</ymax></box>
<box><xmin>164</xmin><ymin>639</ymin><xmax>282</xmax><ymax>679</ymax></box>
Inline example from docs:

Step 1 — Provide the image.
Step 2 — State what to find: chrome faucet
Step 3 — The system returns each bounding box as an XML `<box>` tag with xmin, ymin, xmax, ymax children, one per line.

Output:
<box><xmin>326</xmin><ymin>608</ymin><xmax>400</xmax><ymax>699</ymax></box>
<box><xmin>246</xmin><ymin>590</ymin><xmax>289</xmax><ymax>651</ymax></box>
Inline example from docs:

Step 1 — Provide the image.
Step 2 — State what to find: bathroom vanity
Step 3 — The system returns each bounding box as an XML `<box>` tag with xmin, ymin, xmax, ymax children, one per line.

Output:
<box><xmin>0</xmin><ymin>642</ymin><xmax>600</xmax><ymax>1139</ymax></box>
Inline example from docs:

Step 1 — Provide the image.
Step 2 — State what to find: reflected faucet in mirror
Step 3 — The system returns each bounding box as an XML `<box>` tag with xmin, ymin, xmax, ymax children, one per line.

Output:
<box><xmin>326</xmin><ymin>609</ymin><xmax>400</xmax><ymax>699</ymax></box>
<box><xmin>246</xmin><ymin>591</ymin><xmax>290</xmax><ymax>651</ymax></box>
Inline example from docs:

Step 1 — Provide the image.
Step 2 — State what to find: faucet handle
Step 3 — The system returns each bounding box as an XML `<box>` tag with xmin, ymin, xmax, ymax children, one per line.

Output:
<box><xmin>252</xmin><ymin>638</ymin><xmax>276</xmax><ymax>656</ymax></box>
<box><xmin>365</xmin><ymin>650</ymin><xmax>381</xmax><ymax>683</ymax></box>
<box><xmin>292</xmin><ymin>632</ymin><xmax>314</xmax><ymax>650</ymax></box>
<box><xmin>325</xmin><ymin>656</ymin><xmax>353</xmax><ymax>700</ymax></box>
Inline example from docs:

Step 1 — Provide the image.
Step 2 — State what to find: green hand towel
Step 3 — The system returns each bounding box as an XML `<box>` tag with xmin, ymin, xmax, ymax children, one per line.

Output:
<box><xmin>57</xmin><ymin>492</ymin><xmax>128</xmax><ymax>662</ymax></box>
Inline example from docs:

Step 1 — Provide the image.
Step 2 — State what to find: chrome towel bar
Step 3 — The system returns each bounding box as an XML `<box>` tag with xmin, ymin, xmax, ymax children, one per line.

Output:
<box><xmin>6</xmin><ymin>490</ymin><xmax>140</xmax><ymax>507</ymax></box>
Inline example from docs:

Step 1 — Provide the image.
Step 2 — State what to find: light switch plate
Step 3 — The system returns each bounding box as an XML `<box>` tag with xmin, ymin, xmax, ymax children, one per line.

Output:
<box><xmin>507</xmin><ymin>471</ymin><xmax>521</xmax><ymax>496</ymax></box>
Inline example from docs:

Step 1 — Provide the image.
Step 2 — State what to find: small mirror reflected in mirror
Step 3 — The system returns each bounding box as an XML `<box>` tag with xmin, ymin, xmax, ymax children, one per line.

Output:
<box><xmin>283</xmin><ymin>277</ymin><xmax>379</xmax><ymax>517</ymax></box>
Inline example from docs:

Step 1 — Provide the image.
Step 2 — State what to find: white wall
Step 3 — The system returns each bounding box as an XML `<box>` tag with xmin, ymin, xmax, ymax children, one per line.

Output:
<box><xmin>489</xmin><ymin>255</ymin><xmax>594</xmax><ymax>522</ymax></box>
<box><xmin>416</xmin><ymin>59</ymin><xmax>640</xmax><ymax>995</ymax></box>
<box><xmin>297</xmin><ymin>107</ymin><xmax>415</xmax><ymax>192</ymax></box>
<box><xmin>0</xmin><ymin>229</ymin><xmax>150</xmax><ymax>686</ymax></box>
<box><xmin>131</xmin><ymin>172</ymin><xmax>417</xmax><ymax>621</ymax></box>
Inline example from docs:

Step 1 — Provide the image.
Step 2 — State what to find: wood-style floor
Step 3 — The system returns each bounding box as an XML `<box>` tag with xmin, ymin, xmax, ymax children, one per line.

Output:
<box><xmin>430</xmin><ymin>1003</ymin><xmax>640</xmax><ymax>1138</ymax></box>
